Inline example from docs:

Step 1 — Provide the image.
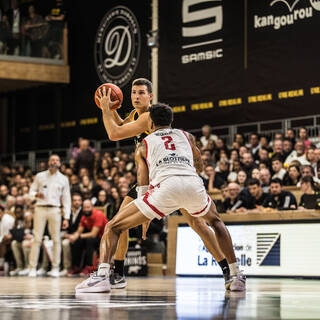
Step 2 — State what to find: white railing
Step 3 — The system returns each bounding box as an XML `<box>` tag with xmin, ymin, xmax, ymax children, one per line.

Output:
<box><xmin>1</xmin><ymin>114</ymin><xmax>319</xmax><ymax>170</ymax></box>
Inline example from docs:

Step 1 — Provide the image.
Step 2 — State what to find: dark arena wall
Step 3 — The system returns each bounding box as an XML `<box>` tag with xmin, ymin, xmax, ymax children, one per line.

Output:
<box><xmin>4</xmin><ymin>0</ymin><xmax>320</xmax><ymax>152</ymax></box>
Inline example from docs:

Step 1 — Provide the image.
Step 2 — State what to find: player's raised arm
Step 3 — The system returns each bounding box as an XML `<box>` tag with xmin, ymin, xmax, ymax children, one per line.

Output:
<box><xmin>98</xmin><ymin>88</ymin><xmax>149</xmax><ymax>141</ymax></box>
<box><xmin>187</xmin><ymin>132</ymin><xmax>204</xmax><ymax>174</ymax></box>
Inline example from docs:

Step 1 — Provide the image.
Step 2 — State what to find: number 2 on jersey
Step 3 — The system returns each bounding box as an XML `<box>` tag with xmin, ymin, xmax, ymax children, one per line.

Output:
<box><xmin>162</xmin><ymin>136</ymin><xmax>176</xmax><ymax>150</ymax></box>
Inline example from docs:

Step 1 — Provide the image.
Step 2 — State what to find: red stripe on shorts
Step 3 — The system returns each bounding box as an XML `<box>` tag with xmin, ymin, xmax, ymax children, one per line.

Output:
<box><xmin>191</xmin><ymin>196</ymin><xmax>211</xmax><ymax>215</ymax></box>
<box><xmin>143</xmin><ymin>192</ymin><xmax>165</xmax><ymax>218</ymax></box>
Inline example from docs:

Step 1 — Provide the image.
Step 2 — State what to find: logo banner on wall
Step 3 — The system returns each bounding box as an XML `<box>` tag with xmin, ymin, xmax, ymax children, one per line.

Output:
<box><xmin>158</xmin><ymin>0</ymin><xmax>320</xmax><ymax>129</ymax></box>
<box><xmin>94</xmin><ymin>6</ymin><xmax>141</xmax><ymax>88</ymax></box>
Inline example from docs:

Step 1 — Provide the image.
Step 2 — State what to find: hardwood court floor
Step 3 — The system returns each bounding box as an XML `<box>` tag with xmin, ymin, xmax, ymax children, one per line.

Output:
<box><xmin>0</xmin><ymin>277</ymin><xmax>319</xmax><ymax>319</ymax></box>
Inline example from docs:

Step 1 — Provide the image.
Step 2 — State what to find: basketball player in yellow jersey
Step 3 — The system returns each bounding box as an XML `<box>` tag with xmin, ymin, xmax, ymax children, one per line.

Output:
<box><xmin>99</xmin><ymin>78</ymin><xmax>231</xmax><ymax>289</ymax></box>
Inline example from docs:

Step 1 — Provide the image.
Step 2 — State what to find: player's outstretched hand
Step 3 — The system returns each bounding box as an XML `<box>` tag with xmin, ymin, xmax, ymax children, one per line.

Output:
<box><xmin>96</xmin><ymin>87</ymin><xmax>119</xmax><ymax>112</ymax></box>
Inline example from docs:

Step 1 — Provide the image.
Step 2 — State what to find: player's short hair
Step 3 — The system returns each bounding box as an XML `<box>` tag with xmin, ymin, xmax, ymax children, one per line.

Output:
<box><xmin>132</xmin><ymin>78</ymin><xmax>152</xmax><ymax>93</ymax></box>
<box><xmin>149</xmin><ymin>103</ymin><xmax>173</xmax><ymax>126</ymax></box>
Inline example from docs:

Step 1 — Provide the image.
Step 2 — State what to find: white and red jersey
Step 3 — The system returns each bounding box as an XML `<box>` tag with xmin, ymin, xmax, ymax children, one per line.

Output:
<box><xmin>143</xmin><ymin>128</ymin><xmax>198</xmax><ymax>186</ymax></box>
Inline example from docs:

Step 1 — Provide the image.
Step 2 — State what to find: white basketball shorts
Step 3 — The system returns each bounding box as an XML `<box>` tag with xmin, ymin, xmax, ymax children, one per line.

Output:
<box><xmin>134</xmin><ymin>175</ymin><xmax>212</xmax><ymax>220</ymax></box>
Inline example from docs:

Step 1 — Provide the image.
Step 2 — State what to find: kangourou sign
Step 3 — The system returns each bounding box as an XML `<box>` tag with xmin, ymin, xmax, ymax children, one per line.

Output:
<box><xmin>159</xmin><ymin>0</ymin><xmax>320</xmax><ymax>129</ymax></box>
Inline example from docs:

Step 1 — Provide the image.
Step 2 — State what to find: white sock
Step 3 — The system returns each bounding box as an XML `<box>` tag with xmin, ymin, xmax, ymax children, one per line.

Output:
<box><xmin>229</xmin><ymin>262</ymin><xmax>239</xmax><ymax>276</ymax></box>
<box><xmin>97</xmin><ymin>263</ymin><xmax>110</xmax><ymax>277</ymax></box>
<box><xmin>0</xmin><ymin>258</ymin><xmax>4</xmax><ymax>267</ymax></box>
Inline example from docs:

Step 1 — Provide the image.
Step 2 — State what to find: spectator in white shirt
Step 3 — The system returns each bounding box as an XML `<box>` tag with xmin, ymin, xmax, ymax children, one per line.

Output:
<box><xmin>0</xmin><ymin>204</ymin><xmax>15</xmax><ymax>270</ymax></box>
<box><xmin>285</xmin><ymin>140</ymin><xmax>310</xmax><ymax>166</ymax></box>
<box><xmin>271</xmin><ymin>157</ymin><xmax>287</xmax><ymax>181</ymax></box>
<box><xmin>200</xmin><ymin>125</ymin><xmax>218</xmax><ymax>150</ymax></box>
<box><xmin>28</xmin><ymin>154</ymin><xmax>71</xmax><ymax>278</ymax></box>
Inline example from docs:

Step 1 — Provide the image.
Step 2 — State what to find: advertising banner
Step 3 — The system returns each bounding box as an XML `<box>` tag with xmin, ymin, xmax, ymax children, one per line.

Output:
<box><xmin>159</xmin><ymin>0</ymin><xmax>320</xmax><ymax>129</ymax></box>
<box><xmin>176</xmin><ymin>223</ymin><xmax>320</xmax><ymax>276</ymax></box>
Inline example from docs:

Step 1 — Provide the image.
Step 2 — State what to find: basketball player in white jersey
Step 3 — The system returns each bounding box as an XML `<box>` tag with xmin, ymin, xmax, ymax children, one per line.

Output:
<box><xmin>76</xmin><ymin>103</ymin><xmax>246</xmax><ymax>293</ymax></box>
<box><xmin>103</xmin><ymin>78</ymin><xmax>232</xmax><ymax>289</ymax></box>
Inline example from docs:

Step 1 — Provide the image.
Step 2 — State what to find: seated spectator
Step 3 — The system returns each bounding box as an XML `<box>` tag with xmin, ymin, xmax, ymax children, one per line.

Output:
<box><xmin>79</xmin><ymin>175</ymin><xmax>95</xmax><ymax>199</ymax></box>
<box><xmin>239</xmin><ymin>146</ymin><xmax>249</xmax><ymax>159</ymax></box>
<box><xmin>234</xmin><ymin>133</ymin><xmax>245</xmax><ymax>146</ymax></box>
<box><xmin>68</xmin><ymin>199</ymin><xmax>107</xmax><ymax>276</ymax></box>
<box><xmin>0</xmin><ymin>184</ymin><xmax>9</xmax><ymax>208</ymax></box>
<box><xmin>283</xmin><ymin>138</ymin><xmax>293</xmax><ymax>160</ymax></box>
<box><xmin>6</xmin><ymin>195</ymin><xmax>16</xmax><ymax>214</ymax></box>
<box><xmin>285</xmin><ymin>128</ymin><xmax>296</xmax><ymax>146</ymax></box>
<box><xmin>0</xmin><ymin>204</ymin><xmax>15</xmax><ymax>272</ymax></box>
<box><xmin>260</xmin><ymin>168</ymin><xmax>272</xmax><ymax>192</ymax></box>
<box><xmin>241</xmin><ymin>152</ymin><xmax>257</xmax><ymax>177</ymax></box>
<box><xmin>270</xmin><ymin>139</ymin><xmax>284</xmax><ymax>161</ymax></box>
<box><xmin>259</xmin><ymin>135</ymin><xmax>271</xmax><ymax>152</ymax></box>
<box><xmin>200</xmin><ymin>125</ymin><xmax>217</xmax><ymax>151</ymax></box>
<box><xmin>228</xmin><ymin>160</ymin><xmax>241</xmax><ymax>182</ymax></box>
<box><xmin>223</xmin><ymin>182</ymin><xmax>249</xmax><ymax>212</ymax></box>
<box><xmin>246</xmin><ymin>178</ymin><xmax>268</xmax><ymax>210</ymax></box>
<box><xmin>236</xmin><ymin>170</ymin><xmax>247</xmax><ymax>191</ymax></box>
<box><xmin>9</xmin><ymin>205</ymin><xmax>32</xmax><ymax>275</ymax></box>
<box><xmin>70</xmin><ymin>174</ymin><xmax>81</xmax><ymax>194</ymax></box>
<box><xmin>75</xmin><ymin>139</ymin><xmax>95</xmax><ymax>177</ymax></box>
<box><xmin>215</xmin><ymin>160</ymin><xmax>229</xmax><ymax>183</ymax></box>
<box><xmin>214</xmin><ymin>138</ymin><xmax>229</xmax><ymax>161</ymax></box>
<box><xmin>95</xmin><ymin>189</ymin><xmax>114</xmax><ymax>220</ymax></box>
<box><xmin>271</xmin><ymin>156</ymin><xmax>286</xmax><ymax>180</ymax></box>
<box><xmin>202</xmin><ymin>165</ymin><xmax>224</xmax><ymax>192</ymax></box>
<box><xmin>262</xmin><ymin>178</ymin><xmax>297</xmax><ymax>210</ymax></box>
<box><xmin>297</xmin><ymin>165</ymin><xmax>320</xmax><ymax>187</ymax></box>
<box><xmin>299</xmin><ymin>176</ymin><xmax>320</xmax><ymax>210</ymax></box>
<box><xmin>248</xmin><ymin>133</ymin><xmax>260</xmax><ymax>159</ymax></box>
<box><xmin>283</xmin><ymin>164</ymin><xmax>301</xmax><ymax>186</ymax></box>
<box><xmin>251</xmin><ymin>168</ymin><xmax>260</xmax><ymax>180</ymax></box>
<box><xmin>299</xmin><ymin>127</ymin><xmax>311</xmax><ymax>149</ymax></box>
<box><xmin>285</xmin><ymin>140</ymin><xmax>310</xmax><ymax>166</ymax></box>
<box><xmin>256</xmin><ymin>147</ymin><xmax>271</xmax><ymax>168</ymax></box>
<box><xmin>61</xmin><ymin>193</ymin><xmax>83</xmax><ymax>276</ymax></box>
<box><xmin>306</xmin><ymin>146</ymin><xmax>317</xmax><ymax>170</ymax></box>
<box><xmin>214</xmin><ymin>183</ymin><xmax>229</xmax><ymax>213</ymax></box>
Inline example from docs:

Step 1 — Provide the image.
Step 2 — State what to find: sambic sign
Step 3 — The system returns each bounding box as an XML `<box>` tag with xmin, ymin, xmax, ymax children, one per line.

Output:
<box><xmin>254</xmin><ymin>0</ymin><xmax>318</xmax><ymax>30</ymax></box>
<box><xmin>176</xmin><ymin>223</ymin><xmax>320</xmax><ymax>276</ymax></box>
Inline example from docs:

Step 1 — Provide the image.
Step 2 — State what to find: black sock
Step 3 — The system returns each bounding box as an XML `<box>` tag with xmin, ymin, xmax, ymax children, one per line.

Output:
<box><xmin>114</xmin><ymin>260</ymin><xmax>125</xmax><ymax>276</ymax></box>
<box><xmin>218</xmin><ymin>258</ymin><xmax>230</xmax><ymax>275</ymax></box>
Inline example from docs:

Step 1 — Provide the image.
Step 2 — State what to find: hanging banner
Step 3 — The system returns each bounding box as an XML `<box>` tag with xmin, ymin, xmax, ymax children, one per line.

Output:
<box><xmin>158</xmin><ymin>0</ymin><xmax>320</xmax><ymax>129</ymax></box>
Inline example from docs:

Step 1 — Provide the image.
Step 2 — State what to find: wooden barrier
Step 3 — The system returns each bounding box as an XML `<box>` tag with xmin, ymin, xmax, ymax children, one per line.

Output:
<box><xmin>166</xmin><ymin>210</ymin><xmax>320</xmax><ymax>276</ymax></box>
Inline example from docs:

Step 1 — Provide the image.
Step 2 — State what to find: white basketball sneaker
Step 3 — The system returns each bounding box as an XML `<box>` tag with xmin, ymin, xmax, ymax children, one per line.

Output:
<box><xmin>229</xmin><ymin>272</ymin><xmax>246</xmax><ymax>292</ymax></box>
<box><xmin>47</xmin><ymin>268</ymin><xmax>60</xmax><ymax>278</ymax></box>
<box><xmin>75</xmin><ymin>272</ymin><xmax>111</xmax><ymax>293</ymax></box>
<box><xmin>28</xmin><ymin>268</ymin><xmax>37</xmax><ymax>277</ymax></box>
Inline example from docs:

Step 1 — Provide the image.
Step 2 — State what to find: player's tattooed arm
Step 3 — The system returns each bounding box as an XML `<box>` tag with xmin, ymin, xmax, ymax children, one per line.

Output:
<box><xmin>188</xmin><ymin>133</ymin><xmax>204</xmax><ymax>174</ymax></box>
<box><xmin>135</xmin><ymin>142</ymin><xmax>149</xmax><ymax>186</ymax></box>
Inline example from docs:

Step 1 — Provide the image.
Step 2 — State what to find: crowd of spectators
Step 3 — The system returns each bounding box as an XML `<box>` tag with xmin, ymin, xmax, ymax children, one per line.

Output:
<box><xmin>0</xmin><ymin>137</ymin><xmax>166</xmax><ymax>277</ymax></box>
<box><xmin>0</xmin><ymin>0</ymin><xmax>65</xmax><ymax>58</ymax></box>
<box><xmin>199</xmin><ymin>125</ymin><xmax>320</xmax><ymax>213</ymax></box>
<box><xmin>1</xmin><ymin>126</ymin><xmax>320</xmax><ymax>277</ymax></box>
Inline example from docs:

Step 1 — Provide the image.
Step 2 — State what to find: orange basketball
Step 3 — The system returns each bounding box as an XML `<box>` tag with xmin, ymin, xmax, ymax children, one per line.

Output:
<box><xmin>94</xmin><ymin>83</ymin><xmax>123</xmax><ymax>110</ymax></box>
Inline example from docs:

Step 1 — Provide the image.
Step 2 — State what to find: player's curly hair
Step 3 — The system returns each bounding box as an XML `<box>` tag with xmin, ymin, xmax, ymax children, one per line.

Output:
<box><xmin>149</xmin><ymin>103</ymin><xmax>173</xmax><ymax>126</ymax></box>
